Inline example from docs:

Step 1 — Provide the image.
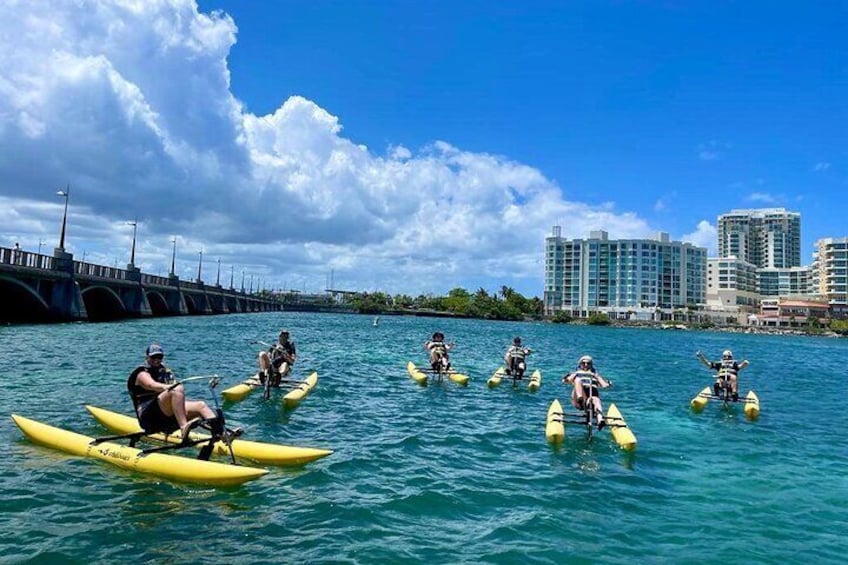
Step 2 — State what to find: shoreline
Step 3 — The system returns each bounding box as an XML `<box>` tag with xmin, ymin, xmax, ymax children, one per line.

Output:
<box><xmin>604</xmin><ymin>320</ymin><xmax>843</xmax><ymax>338</ymax></box>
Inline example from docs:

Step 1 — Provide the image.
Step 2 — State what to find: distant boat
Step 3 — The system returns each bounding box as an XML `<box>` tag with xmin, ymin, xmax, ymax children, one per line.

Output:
<box><xmin>373</xmin><ymin>316</ymin><xmax>380</xmax><ymax>327</ymax></box>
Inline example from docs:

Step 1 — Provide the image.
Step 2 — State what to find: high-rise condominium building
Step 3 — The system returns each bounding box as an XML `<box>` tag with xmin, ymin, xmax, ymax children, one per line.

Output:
<box><xmin>812</xmin><ymin>238</ymin><xmax>848</xmax><ymax>305</ymax></box>
<box><xmin>717</xmin><ymin>208</ymin><xmax>801</xmax><ymax>268</ymax></box>
<box><xmin>544</xmin><ymin>228</ymin><xmax>707</xmax><ymax>316</ymax></box>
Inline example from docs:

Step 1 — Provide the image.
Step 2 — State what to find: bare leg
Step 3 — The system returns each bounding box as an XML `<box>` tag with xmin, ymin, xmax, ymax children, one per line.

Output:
<box><xmin>157</xmin><ymin>385</ymin><xmax>214</xmax><ymax>439</ymax></box>
<box><xmin>571</xmin><ymin>386</ymin><xmax>584</xmax><ymax>409</ymax></box>
<box><xmin>258</xmin><ymin>351</ymin><xmax>272</xmax><ymax>375</ymax></box>
<box><xmin>593</xmin><ymin>397</ymin><xmax>605</xmax><ymax>428</ymax></box>
<box><xmin>185</xmin><ymin>399</ymin><xmax>215</xmax><ymax>420</ymax></box>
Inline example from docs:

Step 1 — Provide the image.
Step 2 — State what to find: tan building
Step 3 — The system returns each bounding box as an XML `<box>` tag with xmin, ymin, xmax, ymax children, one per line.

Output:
<box><xmin>753</xmin><ymin>297</ymin><xmax>829</xmax><ymax>327</ymax></box>
<box><xmin>706</xmin><ymin>256</ymin><xmax>759</xmax><ymax>312</ymax></box>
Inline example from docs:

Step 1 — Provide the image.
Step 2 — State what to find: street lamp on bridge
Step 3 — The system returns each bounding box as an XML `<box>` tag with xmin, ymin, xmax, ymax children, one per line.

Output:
<box><xmin>56</xmin><ymin>185</ymin><xmax>70</xmax><ymax>251</ymax></box>
<box><xmin>127</xmin><ymin>218</ymin><xmax>138</xmax><ymax>268</ymax></box>
<box><xmin>216</xmin><ymin>258</ymin><xmax>221</xmax><ymax>286</ymax></box>
<box><xmin>197</xmin><ymin>248</ymin><xmax>203</xmax><ymax>283</ymax></box>
<box><xmin>170</xmin><ymin>237</ymin><xmax>177</xmax><ymax>276</ymax></box>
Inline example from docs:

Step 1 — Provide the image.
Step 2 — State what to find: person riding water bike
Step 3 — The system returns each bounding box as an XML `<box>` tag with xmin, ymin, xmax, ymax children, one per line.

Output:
<box><xmin>562</xmin><ymin>355</ymin><xmax>612</xmax><ymax>430</ymax></box>
<box><xmin>504</xmin><ymin>337</ymin><xmax>532</xmax><ymax>377</ymax></box>
<box><xmin>127</xmin><ymin>343</ymin><xmax>216</xmax><ymax>442</ymax></box>
<box><xmin>258</xmin><ymin>329</ymin><xmax>297</xmax><ymax>387</ymax></box>
<box><xmin>424</xmin><ymin>332</ymin><xmax>455</xmax><ymax>373</ymax></box>
<box><xmin>696</xmin><ymin>349</ymin><xmax>749</xmax><ymax>402</ymax></box>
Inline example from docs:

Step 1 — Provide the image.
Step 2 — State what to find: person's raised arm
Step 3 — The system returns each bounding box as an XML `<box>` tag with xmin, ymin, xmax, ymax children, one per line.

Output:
<box><xmin>738</xmin><ymin>359</ymin><xmax>750</xmax><ymax>370</ymax></box>
<box><xmin>695</xmin><ymin>351</ymin><xmax>711</xmax><ymax>368</ymax></box>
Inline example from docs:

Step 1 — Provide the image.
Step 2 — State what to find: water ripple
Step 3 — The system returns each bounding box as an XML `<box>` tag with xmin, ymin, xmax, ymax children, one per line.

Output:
<box><xmin>2</xmin><ymin>315</ymin><xmax>848</xmax><ymax>563</ymax></box>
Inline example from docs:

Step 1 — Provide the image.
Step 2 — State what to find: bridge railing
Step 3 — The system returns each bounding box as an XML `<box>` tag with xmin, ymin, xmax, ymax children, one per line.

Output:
<box><xmin>0</xmin><ymin>246</ymin><xmax>55</xmax><ymax>270</ymax></box>
<box><xmin>75</xmin><ymin>261</ymin><xmax>130</xmax><ymax>281</ymax></box>
<box><xmin>1</xmin><ymin>245</ymin><xmax>276</xmax><ymax>303</ymax></box>
<box><xmin>141</xmin><ymin>273</ymin><xmax>171</xmax><ymax>286</ymax></box>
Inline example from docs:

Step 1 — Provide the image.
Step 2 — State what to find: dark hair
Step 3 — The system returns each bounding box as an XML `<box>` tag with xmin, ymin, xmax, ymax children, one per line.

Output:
<box><xmin>513</xmin><ymin>337</ymin><xmax>521</xmax><ymax>345</ymax></box>
<box><xmin>433</xmin><ymin>332</ymin><xmax>444</xmax><ymax>340</ymax></box>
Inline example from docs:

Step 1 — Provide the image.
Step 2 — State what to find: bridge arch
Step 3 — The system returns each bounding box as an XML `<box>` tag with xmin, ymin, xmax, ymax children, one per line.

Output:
<box><xmin>184</xmin><ymin>294</ymin><xmax>198</xmax><ymax>314</ymax></box>
<box><xmin>0</xmin><ymin>276</ymin><xmax>50</xmax><ymax>322</ymax></box>
<box><xmin>81</xmin><ymin>285</ymin><xmax>126</xmax><ymax>321</ymax></box>
<box><xmin>145</xmin><ymin>291</ymin><xmax>169</xmax><ymax>316</ymax></box>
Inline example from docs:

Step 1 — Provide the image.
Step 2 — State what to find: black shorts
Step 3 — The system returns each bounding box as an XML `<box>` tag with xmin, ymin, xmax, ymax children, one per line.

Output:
<box><xmin>581</xmin><ymin>384</ymin><xmax>599</xmax><ymax>397</ymax></box>
<box><xmin>138</xmin><ymin>398</ymin><xmax>179</xmax><ymax>434</ymax></box>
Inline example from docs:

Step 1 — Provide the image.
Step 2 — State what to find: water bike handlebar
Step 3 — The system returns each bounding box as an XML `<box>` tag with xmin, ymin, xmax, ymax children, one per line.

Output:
<box><xmin>166</xmin><ymin>374</ymin><xmax>221</xmax><ymax>390</ymax></box>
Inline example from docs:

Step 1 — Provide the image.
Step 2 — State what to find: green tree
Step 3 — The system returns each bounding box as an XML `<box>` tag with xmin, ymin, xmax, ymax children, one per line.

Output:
<box><xmin>587</xmin><ymin>313</ymin><xmax>611</xmax><ymax>326</ymax></box>
<box><xmin>551</xmin><ymin>311</ymin><xmax>573</xmax><ymax>323</ymax></box>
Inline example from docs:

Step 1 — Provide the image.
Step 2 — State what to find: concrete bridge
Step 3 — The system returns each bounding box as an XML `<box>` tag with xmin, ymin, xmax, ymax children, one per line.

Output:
<box><xmin>0</xmin><ymin>245</ymin><xmax>282</xmax><ymax>323</ymax></box>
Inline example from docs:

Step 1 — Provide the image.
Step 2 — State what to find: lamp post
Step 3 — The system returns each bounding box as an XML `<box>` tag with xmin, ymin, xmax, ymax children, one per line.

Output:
<box><xmin>216</xmin><ymin>258</ymin><xmax>221</xmax><ymax>286</ymax></box>
<box><xmin>197</xmin><ymin>248</ymin><xmax>203</xmax><ymax>282</ymax></box>
<box><xmin>230</xmin><ymin>265</ymin><xmax>234</xmax><ymax>289</ymax></box>
<box><xmin>241</xmin><ymin>270</ymin><xmax>245</xmax><ymax>293</ymax></box>
<box><xmin>37</xmin><ymin>239</ymin><xmax>44</xmax><ymax>255</ymax></box>
<box><xmin>170</xmin><ymin>237</ymin><xmax>177</xmax><ymax>276</ymax></box>
<box><xmin>56</xmin><ymin>185</ymin><xmax>70</xmax><ymax>251</ymax></box>
<box><xmin>127</xmin><ymin>218</ymin><xmax>138</xmax><ymax>267</ymax></box>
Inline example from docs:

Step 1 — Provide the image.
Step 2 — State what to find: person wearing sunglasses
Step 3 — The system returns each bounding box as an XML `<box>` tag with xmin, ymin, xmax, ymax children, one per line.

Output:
<box><xmin>562</xmin><ymin>355</ymin><xmax>612</xmax><ymax>429</ymax></box>
<box><xmin>696</xmin><ymin>349</ymin><xmax>749</xmax><ymax>401</ymax></box>
<box><xmin>127</xmin><ymin>343</ymin><xmax>216</xmax><ymax>441</ymax></box>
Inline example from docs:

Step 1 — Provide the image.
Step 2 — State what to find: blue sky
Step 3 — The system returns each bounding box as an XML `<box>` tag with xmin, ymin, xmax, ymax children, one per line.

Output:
<box><xmin>1</xmin><ymin>1</ymin><xmax>846</xmax><ymax>297</ymax></box>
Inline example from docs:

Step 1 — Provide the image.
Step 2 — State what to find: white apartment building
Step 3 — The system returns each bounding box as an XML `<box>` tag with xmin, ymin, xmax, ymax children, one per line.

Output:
<box><xmin>544</xmin><ymin>228</ymin><xmax>707</xmax><ymax>318</ymax></box>
<box><xmin>812</xmin><ymin>238</ymin><xmax>848</xmax><ymax>305</ymax></box>
<box><xmin>718</xmin><ymin>208</ymin><xmax>801</xmax><ymax>268</ymax></box>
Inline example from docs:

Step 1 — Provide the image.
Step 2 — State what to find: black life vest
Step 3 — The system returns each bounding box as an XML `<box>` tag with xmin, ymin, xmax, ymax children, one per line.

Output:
<box><xmin>507</xmin><ymin>346</ymin><xmax>528</xmax><ymax>360</ymax></box>
<box><xmin>127</xmin><ymin>364</ymin><xmax>174</xmax><ymax>413</ymax></box>
<box><xmin>270</xmin><ymin>342</ymin><xmax>296</xmax><ymax>367</ymax></box>
<box><xmin>717</xmin><ymin>360</ymin><xmax>739</xmax><ymax>379</ymax></box>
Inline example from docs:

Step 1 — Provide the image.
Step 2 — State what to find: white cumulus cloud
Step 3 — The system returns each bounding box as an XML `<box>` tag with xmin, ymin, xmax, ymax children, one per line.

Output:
<box><xmin>681</xmin><ymin>220</ymin><xmax>717</xmax><ymax>256</ymax></box>
<box><xmin>0</xmin><ymin>0</ymin><xmax>658</xmax><ymax>296</ymax></box>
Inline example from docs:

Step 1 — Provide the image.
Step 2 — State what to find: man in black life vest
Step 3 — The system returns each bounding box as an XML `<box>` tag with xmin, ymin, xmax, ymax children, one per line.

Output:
<box><xmin>127</xmin><ymin>343</ymin><xmax>215</xmax><ymax>441</ymax></box>
<box><xmin>258</xmin><ymin>329</ymin><xmax>297</xmax><ymax>386</ymax></box>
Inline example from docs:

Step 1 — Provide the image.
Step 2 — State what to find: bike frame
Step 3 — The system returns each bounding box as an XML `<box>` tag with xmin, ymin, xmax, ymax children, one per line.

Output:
<box><xmin>578</xmin><ymin>376</ymin><xmax>599</xmax><ymax>439</ymax></box>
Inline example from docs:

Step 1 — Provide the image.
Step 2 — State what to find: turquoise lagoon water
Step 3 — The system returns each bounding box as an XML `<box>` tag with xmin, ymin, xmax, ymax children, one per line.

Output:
<box><xmin>0</xmin><ymin>312</ymin><xmax>846</xmax><ymax>564</ymax></box>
